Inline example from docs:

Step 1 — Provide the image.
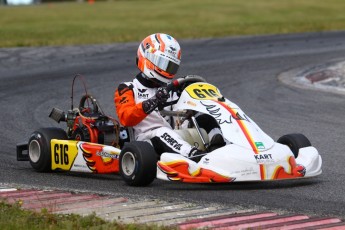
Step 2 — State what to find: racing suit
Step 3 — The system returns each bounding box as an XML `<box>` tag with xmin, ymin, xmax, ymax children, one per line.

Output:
<box><xmin>115</xmin><ymin>73</ymin><xmax>196</xmax><ymax>157</ymax></box>
<box><xmin>114</xmin><ymin>73</ymin><xmax>224</xmax><ymax>157</ymax></box>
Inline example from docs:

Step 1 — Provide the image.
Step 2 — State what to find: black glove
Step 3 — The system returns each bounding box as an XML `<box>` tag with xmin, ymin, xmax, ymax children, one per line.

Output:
<box><xmin>155</xmin><ymin>87</ymin><xmax>170</xmax><ymax>102</ymax></box>
<box><xmin>142</xmin><ymin>87</ymin><xmax>170</xmax><ymax>114</ymax></box>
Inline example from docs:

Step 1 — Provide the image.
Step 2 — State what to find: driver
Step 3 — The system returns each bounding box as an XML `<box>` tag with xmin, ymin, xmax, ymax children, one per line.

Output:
<box><xmin>114</xmin><ymin>33</ymin><xmax>225</xmax><ymax>161</ymax></box>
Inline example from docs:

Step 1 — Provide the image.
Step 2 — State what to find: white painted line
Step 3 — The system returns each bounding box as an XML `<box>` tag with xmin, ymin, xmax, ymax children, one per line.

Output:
<box><xmin>0</xmin><ymin>188</ymin><xmax>17</xmax><ymax>192</ymax></box>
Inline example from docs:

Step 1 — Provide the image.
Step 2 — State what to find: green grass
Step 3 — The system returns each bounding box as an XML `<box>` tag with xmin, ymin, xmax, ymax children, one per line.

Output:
<box><xmin>1</xmin><ymin>0</ymin><xmax>345</xmax><ymax>47</ymax></box>
<box><xmin>0</xmin><ymin>201</ymin><xmax>175</xmax><ymax>230</ymax></box>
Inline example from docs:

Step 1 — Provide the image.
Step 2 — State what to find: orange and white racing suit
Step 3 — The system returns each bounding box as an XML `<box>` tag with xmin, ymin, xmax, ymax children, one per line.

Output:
<box><xmin>114</xmin><ymin>73</ymin><xmax>196</xmax><ymax>157</ymax></box>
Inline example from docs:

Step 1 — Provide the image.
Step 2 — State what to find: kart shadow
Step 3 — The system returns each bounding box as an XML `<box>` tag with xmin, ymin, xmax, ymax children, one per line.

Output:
<box><xmin>162</xmin><ymin>178</ymin><xmax>322</xmax><ymax>191</ymax></box>
<box><xmin>52</xmin><ymin>171</ymin><xmax>121</xmax><ymax>182</ymax></box>
<box><xmin>15</xmin><ymin>165</ymin><xmax>121</xmax><ymax>182</ymax></box>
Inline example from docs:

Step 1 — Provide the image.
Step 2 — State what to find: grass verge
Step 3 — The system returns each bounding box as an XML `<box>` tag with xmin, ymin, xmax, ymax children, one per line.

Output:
<box><xmin>0</xmin><ymin>201</ymin><xmax>175</xmax><ymax>230</ymax></box>
<box><xmin>1</xmin><ymin>0</ymin><xmax>345</xmax><ymax>47</ymax></box>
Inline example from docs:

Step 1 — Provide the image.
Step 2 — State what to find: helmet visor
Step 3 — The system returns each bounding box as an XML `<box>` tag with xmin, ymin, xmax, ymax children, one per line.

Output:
<box><xmin>147</xmin><ymin>53</ymin><xmax>179</xmax><ymax>75</ymax></box>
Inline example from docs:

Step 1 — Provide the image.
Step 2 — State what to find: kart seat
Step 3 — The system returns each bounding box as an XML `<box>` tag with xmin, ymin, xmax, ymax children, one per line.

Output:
<box><xmin>174</xmin><ymin>128</ymin><xmax>209</xmax><ymax>151</ymax></box>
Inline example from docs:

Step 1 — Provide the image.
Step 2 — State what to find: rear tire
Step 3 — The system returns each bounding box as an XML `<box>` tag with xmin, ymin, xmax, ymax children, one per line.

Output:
<box><xmin>28</xmin><ymin>128</ymin><xmax>67</xmax><ymax>172</ymax></box>
<box><xmin>120</xmin><ymin>141</ymin><xmax>158</xmax><ymax>186</ymax></box>
<box><xmin>277</xmin><ymin>133</ymin><xmax>311</xmax><ymax>158</ymax></box>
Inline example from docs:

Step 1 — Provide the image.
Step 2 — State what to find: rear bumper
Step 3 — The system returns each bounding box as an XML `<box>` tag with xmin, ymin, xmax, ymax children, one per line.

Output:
<box><xmin>16</xmin><ymin>142</ymin><xmax>29</xmax><ymax>161</ymax></box>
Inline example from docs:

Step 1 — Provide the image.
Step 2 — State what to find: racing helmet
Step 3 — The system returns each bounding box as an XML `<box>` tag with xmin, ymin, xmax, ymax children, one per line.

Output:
<box><xmin>136</xmin><ymin>33</ymin><xmax>181</xmax><ymax>85</ymax></box>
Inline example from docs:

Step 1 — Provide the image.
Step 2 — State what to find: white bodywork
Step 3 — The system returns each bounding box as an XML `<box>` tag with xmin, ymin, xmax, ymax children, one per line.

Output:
<box><xmin>157</xmin><ymin>82</ymin><xmax>322</xmax><ymax>182</ymax></box>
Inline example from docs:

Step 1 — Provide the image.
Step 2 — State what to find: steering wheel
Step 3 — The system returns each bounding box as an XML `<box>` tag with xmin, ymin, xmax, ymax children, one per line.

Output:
<box><xmin>166</xmin><ymin>75</ymin><xmax>207</xmax><ymax>93</ymax></box>
<box><xmin>158</xmin><ymin>75</ymin><xmax>207</xmax><ymax>110</ymax></box>
<box><xmin>79</xmin><ymin>94</ymin><xmax>99</xmax><ymax>115</ymax></box>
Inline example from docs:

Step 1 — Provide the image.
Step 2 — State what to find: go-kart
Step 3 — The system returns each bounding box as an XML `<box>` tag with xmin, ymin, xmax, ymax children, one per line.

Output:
<box><xmin>16</xmin><ymin>75</ymin><xmax>322</xmax><ymax>186</ymax></box>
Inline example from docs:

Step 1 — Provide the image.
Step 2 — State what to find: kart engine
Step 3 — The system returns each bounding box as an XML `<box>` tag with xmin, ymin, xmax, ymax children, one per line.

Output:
<box><xmin>49</xmin><ymin>94</ymin><xmax>121</xmax><ymax>147</ymax></box>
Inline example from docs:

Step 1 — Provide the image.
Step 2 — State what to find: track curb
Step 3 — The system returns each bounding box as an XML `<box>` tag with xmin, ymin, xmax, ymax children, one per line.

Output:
<box><xmin>1</xmin><ymin>187</ymin><xmax>345</xmax><ymax>229</ymax></box>
<box><xmin>278</xmin><ymin>59</ymin><xmax>345</xmax><ymax>95</ymax></box>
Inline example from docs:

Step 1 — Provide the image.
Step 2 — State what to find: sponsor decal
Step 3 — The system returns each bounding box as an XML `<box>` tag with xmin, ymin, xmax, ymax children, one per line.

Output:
<box><xmin>255</xmin><ymin>142</ymin><xmax>265</xmax><ymax>150</ymax></box>
<box><xmin>254</xmin><ymin>154</ymin><xmax>274</xmax><ymax>163</ymax></box>
<box><xmin>138</xmin><ymin>92</ymin><xmax>149</xmax><ymax>99</ymax></box>
<box><xmin>73</xmin><ymin>164</ymin><xmax>88</xmax><ymax>169</ymax></box>
<box><xmin>161</xmin><ymin>132</ymin><xmax>182</xmax><ymax>150</ymax></box>
<box><xmin>137</xmin><ymin>88</ymin><xmax>149</xmax><ymax>99</ymax></box>
<box><xmin>201</xmin><ymin>101</ymin><xmax>231</xmax><ymax>124</ymax></box>
<box><xmin>230</xmin><ymin>167</ymin><xmax>258</xmax><ymax>177</ymax></box>
<box><xmin>187</xmin><ymin>101</ymin><xmax>197</xmax><ymax>107</ymax></box>
<box><xmin>148</xmin><ymin>47</ymin><xmax>156</xmax><ymax>53</ymax></box>
<box><xmin>79</xmin><ymin>143</ymin><xmax>119</xmax><ymax>173</ymax></box>
<box><xmin>167</xmin><ymin>46</ymin><xmax>177</xmax><ymax>55</ymax></box>
<box><xmin>96</xmin><ymin>151</ymin><xmax>119</xmax><ymax>159</ymax></box>
<box><xmin>202</xmin><ymin>158</ymin><xmax>210</xmax><ymax>165</ymax></box>
<box><xmin>160</xmin><ymin>53</ymin><xmax>179</xmax><ymax>63</ymax></box>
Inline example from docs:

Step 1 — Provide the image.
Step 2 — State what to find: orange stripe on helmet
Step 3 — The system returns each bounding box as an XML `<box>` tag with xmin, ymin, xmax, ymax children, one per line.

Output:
<box><xmin>155</xmin><ymin>66</ymin><xmax>175</xmax><ymax>79</ymax></box>
<box><xmin>156</xmin><ymin>33</ymin><xmax>166</xmax><ymax>52</ymax></box>
<box><xmin>137</xmin><ymin>51</ymin><xmax>145</xmax><ymax>72</ymax></box>
<box><xmin>146</xmin><ymin>59</ymin><xmax>155</xmax><ymax>71</ymax></box>
<box><xmin>142</xmin><ymin>36</ymin><xmax>154</xmax><ymax>51</ymax></box>
<box><xmin>138</xmin><ymin>35</ymin><xmax>156</xmax><ymax>73</ymax></box>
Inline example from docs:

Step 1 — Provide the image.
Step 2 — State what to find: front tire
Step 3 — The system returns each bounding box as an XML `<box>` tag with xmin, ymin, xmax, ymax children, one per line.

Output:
<box><xmin>277</xmin><ymin>133</ymin><xmax>311</xmax><ymax>158</ymax></box>
<box><xmin>28</xmin><ymin>127</ymin><xmax>67</xmax><ymax>172</ymax></box>
<box><xmin>120</xmin><ymin>141</ymin><xmax>158</xmax><ymax>186</ymax></box>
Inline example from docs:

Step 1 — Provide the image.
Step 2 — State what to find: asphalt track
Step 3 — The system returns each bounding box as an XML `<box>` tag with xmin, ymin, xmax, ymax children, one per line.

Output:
<box><xmin>1</xmin><ymin>31</ymin><xmax>345</xmax><ymax>220</ymax></box>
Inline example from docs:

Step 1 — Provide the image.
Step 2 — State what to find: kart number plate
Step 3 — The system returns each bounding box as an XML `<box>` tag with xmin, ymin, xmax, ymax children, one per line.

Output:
<box><xmin>186</xmin><ymin>83</ymin><xmax>222</xmax><ymax>100</ymax></box>
<box><xmin>51</xmin><ymin>140</ymin><xmax>78</xmax><ymax>170</ymax></box>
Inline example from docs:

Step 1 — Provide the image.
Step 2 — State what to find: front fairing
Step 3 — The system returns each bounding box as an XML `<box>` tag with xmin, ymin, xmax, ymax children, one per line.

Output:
<box><xmin>174</xmin><ymin>83</ymin><xmax>274</xmax><ymax>152</ymax></box>
<box><xmin>157</xmin><ymin>142</ymin><xmax>322</xmax><ymax>182</ymax></box>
